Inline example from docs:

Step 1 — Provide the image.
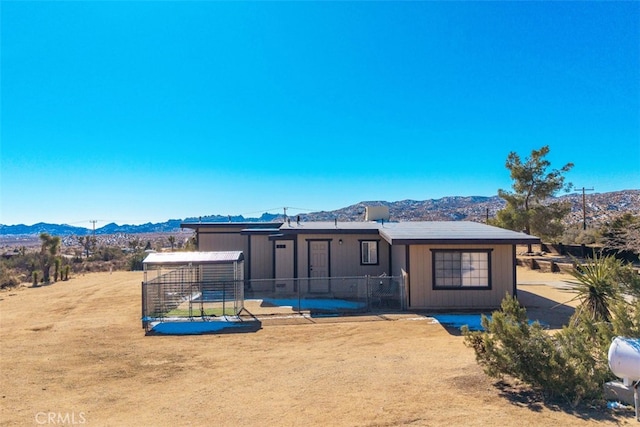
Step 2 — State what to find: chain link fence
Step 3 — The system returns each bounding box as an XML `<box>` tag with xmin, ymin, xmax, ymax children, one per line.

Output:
<box><xmin>143</xmin><ymin>271</ymin><xmax>405</xmax><ymax>331</ymax></box>
<box><xmin>142</xmin><ymin>265</ymin><xmax>244</xmax><ymax>332</ymax></box>
<box><xmin>243</xmin><ymin>275</ymin><xmax>404</xmax><ymax>315</ymax></box>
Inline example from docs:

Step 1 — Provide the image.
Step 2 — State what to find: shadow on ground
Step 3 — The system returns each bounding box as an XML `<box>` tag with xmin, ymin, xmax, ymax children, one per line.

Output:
<box><xmin>517</xmin><ymin>288</ymin><xmax>576</xmax><ymax>329</ymax></box>
<box><xmin>494</xmin><ymin>380</ymin><xmax>634</xmax><ymax>423</ymax></box>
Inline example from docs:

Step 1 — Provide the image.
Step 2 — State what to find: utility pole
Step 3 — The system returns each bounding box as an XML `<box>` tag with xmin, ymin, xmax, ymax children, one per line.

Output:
<box><xmin>283</xmin><ymin>207</ymin><xmax>288</xmax><ymax>222</ymax></box>
<box><xmin>580</xmin><ymin>187</ymin><xmax>594</xmax><ymax>230</ymax></box>
<box><xmin>89</xmin><ymin>220</ymin><xmax>97</xmax><ymax>236</ymax></box>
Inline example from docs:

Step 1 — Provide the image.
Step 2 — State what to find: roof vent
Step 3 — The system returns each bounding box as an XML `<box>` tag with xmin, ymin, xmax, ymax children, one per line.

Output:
<box><xmin>364</xmin><ymin>206</ymin><xmax>390</xmax><ymax>222</ymax></box>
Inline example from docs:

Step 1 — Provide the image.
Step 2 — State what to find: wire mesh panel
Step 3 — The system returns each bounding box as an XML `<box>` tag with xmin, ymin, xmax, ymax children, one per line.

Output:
<box><xmin>245</xmin><ymin>275</ymin><xmax>404</xmax><ymax>315</ymax></box>
<box><xmin>142</xmin><ymin>264</ymin><xmax>245</xmax><ymax>331</ymax></box>
<box><xmin>143</xmin><ymin>271</ymin><xmax>404</xmax><ymax>331</ymax></box>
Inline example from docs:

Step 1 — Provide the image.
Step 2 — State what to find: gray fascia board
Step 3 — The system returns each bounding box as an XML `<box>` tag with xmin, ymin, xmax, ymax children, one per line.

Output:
<box><xmin>181</xmin><ymin>222</ymin><xmax>284</xmax><ymax>230</ymax></box>
<box><xmin>386</xmin><ymin>237</ymin><xmax>541</xmax><ymax>245</ymax></box>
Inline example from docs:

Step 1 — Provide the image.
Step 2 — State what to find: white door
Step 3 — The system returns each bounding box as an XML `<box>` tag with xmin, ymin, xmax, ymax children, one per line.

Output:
<box><xmin>309</xmin><ymin>241</ymin><xmax>330</xmax><ymax>293</ymax></box>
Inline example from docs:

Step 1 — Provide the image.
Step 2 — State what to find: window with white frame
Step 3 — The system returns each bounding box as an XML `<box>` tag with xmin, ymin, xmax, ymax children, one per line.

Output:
<box><xmin>360</xmin><ymin>240</ymin><xmax>379</xmax><ymax>265</ymax></box>
<box><xmin>432</xmin><ymin>250</ymin><xmax>491</xmax><ymax>289</ymax></box>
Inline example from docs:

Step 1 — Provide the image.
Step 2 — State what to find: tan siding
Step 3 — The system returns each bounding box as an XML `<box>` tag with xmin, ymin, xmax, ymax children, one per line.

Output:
<box><xmin>274</xmin><ymin>240</ymin><xmax>295</xmax><ymax>292</ymax></box>
<box><xmin>391</xmin><ymin>245</ymin><xmax>407</xmax><ymax>277</ymax></box>
<box><xmin>249</xmin><ymin>235</ymin><xmax>273</xmax><ymax>280</ymax></box>
<box><xmin>275</xmin><ymin>241</ymin><xmax>294</xmax><ymax>279</ymax></box>
<box><xmin>409</xmin><ymin>244</ymin><xmax>514</xmax><ymax>310</ymax></box>
<box><xmin>197</xmin><ymin>230</ymin><xmax>249</xmax><ymax>279</ymax></box>
<box><xmin>295</xmin><ymin>233</ymin><xmax>390</xmax><ymax>277</ymax></box>
<box><xmin>198</xmin><ymin>232</ymin><xmax>248</xmax><ymax>253</ymax></box>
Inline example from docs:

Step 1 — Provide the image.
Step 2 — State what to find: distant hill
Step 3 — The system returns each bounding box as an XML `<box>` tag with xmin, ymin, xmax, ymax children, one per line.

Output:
<box><xmin>306</xmin><ymin>190</ymin><xmax>640</xmax><ymax>225</ymax></box>
<box><xmin>1</xmin><ymin>190</ymin><xmax>638</xmax><ymax>236</ymax></box>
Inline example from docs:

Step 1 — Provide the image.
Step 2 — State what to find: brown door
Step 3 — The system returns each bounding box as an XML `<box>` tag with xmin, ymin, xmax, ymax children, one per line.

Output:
<box><xmin>309</xmin><ymin>241</ymin><xmax>329</xmax><ymax>293</ymax></box>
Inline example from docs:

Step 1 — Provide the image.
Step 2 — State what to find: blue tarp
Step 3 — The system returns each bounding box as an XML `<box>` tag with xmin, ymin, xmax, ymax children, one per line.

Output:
<box><xmin>431</xmin><ymin>314</ymin><xmax>549</xmax><ymax>331</ymax></box>
<box><xmin>431</xmin><ymin>314</ymin><xmax>491</xmax><ymax>331</ymax></box>
<box><xmin>149</xmin><ymin>319</ymin><xmax>261</xmax><ymax>335</ymax></box>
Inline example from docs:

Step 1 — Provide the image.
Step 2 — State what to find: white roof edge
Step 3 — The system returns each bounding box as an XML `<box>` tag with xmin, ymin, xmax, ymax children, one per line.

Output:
<box><xmin>143</xmin><ymin>251</ymin><xmax>244</xmax><ymax>265</ymax></box>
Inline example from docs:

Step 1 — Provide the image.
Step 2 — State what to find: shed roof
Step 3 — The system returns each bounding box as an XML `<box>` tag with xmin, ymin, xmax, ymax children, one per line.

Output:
<box><xmin>143</xmin><ymin>251</ymin><xmax>244</xmax><ymax>265</ymax></box>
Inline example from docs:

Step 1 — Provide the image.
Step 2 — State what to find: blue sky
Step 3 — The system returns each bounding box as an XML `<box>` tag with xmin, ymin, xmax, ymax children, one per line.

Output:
<box><xmin>1</xmin><ymin>1</ymin><xmax>638</xmax><ymax>227</ymax></box>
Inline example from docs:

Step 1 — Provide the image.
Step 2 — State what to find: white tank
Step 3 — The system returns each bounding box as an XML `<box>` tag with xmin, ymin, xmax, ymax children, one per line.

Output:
<box><xmin>608</xmin><ymin>337</ymin><xmax>640</xmax><ymax>383</ymax></box>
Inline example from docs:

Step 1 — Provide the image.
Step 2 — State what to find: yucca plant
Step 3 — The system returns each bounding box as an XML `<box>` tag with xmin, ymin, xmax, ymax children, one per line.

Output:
<box><xmin>568</xmin><ymin>254</ymin><xmax>622</xmax><ymax>325</ymax></box>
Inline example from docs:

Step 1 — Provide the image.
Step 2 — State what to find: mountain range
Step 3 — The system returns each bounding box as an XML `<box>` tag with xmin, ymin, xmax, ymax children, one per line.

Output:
<box><xmin>1</xmin><ymin>190</ymin><xmax>638</xmax><ymax>236</ymax></box>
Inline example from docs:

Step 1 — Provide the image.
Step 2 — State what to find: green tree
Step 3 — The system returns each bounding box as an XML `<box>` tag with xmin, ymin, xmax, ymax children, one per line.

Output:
<box><xmin>493</xmin><ymin>146</ymin><xmax>573</xmax><ymax>244</ymax></box>
<box><xmin>601</xmin><ymin>213</ymin><xmax>640</xmax><ymax>256</ymax></box>
<box><xmin>39</xmin><ymin>233</ymin><xmax>61</xmax><ymax>283</ymax></box>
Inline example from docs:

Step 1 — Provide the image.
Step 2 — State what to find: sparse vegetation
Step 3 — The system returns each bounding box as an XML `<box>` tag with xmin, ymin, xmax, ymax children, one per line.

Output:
<box><xmin>464</xmin><ymin>255</ymin><xmax>640</xmax><ymax>406</ymax></box>
<box><xmin>39</xmin><ymin>233</ymin><xmax>61</xmax><ymax>283</ymax></box>
<box><xmin>0</xmin><ymin>264</ymin><xmax>19</xmax><ymax>289</ymax></box>
<box><xmin>0</xmin><ymin>231</ymin><xmax>192</xmax><ymax>286</ymax></box>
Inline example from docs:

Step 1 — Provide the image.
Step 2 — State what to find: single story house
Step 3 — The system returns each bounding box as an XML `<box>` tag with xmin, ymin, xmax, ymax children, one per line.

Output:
<box><xmin>181</xmin><ymin>218</ymin><xmax>539</xmax><ymax>310</ymax></box>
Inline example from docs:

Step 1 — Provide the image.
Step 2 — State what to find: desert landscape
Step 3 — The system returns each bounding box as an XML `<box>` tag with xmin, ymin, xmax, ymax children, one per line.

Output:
<box><xmin>0</xmin><ymin>267</ymin><xmax>636</xmax><ymax>426</ymax></box>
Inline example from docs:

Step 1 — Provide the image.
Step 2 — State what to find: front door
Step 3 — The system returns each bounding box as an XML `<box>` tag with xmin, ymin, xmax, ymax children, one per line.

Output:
<box><xmin>308</xmin><ymin>240</ymin><xmax>330</xmax><ymax>293</ymax></box>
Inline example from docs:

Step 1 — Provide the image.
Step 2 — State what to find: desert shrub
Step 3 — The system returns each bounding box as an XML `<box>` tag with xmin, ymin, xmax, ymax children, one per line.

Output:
<box><xmin>464</xmin><ymin>256</ymin><xmax>640</xmax><ymax>406</ymax></box>
<box><xmin>128</xmin><ymin>253</ymin><xmax>145</xmax><ymax>271</ymax></box>
<box><xmin>89</xmin><ymin>246</ymin><xmax>125</xmax><ymax>262</ymax></box>
<box><xmin>464</xmin><ymin>296</ymin><xmax>615</xmax><ymax>405</ymax></box>
<box><xmin>0</xmin><ymin>264</ymin><xmax>19</xmax><ymax>289</ymax></box>
<box><xmin>562</xmin><ymin>226</ymin><xmax>602</xmax><ymax>245</ymax></box>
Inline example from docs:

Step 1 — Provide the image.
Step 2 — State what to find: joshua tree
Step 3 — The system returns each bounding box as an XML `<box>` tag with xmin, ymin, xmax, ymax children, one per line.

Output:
<box><xmin>54</xmin><ymin>258</ymin><xmax>61</xmax><ymax>282</ymax></box>
<box><xmin>39</xmin><ymin>233</ymin><xmax>61</xmax><ymax>283</ymax></box>
<box><xmin>168</xmin><ymin>235</ymin><xmax>176</xmax><ymax>252</ymax></box>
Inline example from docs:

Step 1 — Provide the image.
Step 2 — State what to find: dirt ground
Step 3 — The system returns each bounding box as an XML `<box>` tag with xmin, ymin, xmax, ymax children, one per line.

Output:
<box><xmin>1</xmin><ymin>267</ymin><xmax>636</xmax><ymax>426</ymax></box>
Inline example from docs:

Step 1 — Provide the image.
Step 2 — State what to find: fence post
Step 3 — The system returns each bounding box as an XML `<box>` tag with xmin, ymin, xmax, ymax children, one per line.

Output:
<box><xmin>366</xmin><ymin>275</ymin><xmax>370</xmax><ymax>312</ymax></box>
<box><xmin>141</xmin><ymin>281</ymin><xmax>146</xmax><ymax>330</ymax></box>
<box><xmin>297</xmin><ymin>278</ymin><xmax>302</xmax><ymax>315</ymax></box>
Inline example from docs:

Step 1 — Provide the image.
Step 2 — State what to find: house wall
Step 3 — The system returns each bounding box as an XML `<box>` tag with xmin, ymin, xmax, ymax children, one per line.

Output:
<box><xmin>198</xmin><ymin>230</ymin><xmax>248</xmax><ymax>253</ymax></box>
<box><xmin>294</xmin><ymin>233</ymin><xmax>391</xmax><ymax>278</ymax></box>
<box><xmin>274</xmin><ymin>240</ymin><xmax>295</xmax><ymax>292</ymax></box>
<box><xmin>408</xmin><ymin>243</ymin><xmax>514</xmax><ymax>310</ymax></box>
<box><xmin>248</xmin><ymin>234</ymin><xmax>273</xmax><ymax>282</ymax></box>
<box><xmin>197</xmin><ymin>229</ymin><xmax>255</xmax><ymax>280</ymax></box>
<box><xmin>390</xmin><ymin>244</ymin><xmax>407</xmax><ymax>277</ymax></box>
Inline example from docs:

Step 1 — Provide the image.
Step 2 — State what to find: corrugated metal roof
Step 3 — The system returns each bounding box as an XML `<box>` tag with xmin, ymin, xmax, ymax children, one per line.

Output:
<box><xmin>143</xmin><ymin>251</ymin><xmax>244</xmax><ymax>265</ymax></box>
<box><xmin>378</xmin><ymin>221</ymin><xmax>539</xmax><ymax>244</ymax></box>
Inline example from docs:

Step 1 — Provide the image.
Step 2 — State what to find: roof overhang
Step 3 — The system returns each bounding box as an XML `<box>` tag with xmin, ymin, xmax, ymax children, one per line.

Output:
<box><xmin>143</xmin><ymin>251</ymin><xmax>244</xmax><ymax>265</ymax></box>
<box><xmin>181</xmin><ymin>222</ymin><xmax>283</xmax><ymax>231</ymax></box>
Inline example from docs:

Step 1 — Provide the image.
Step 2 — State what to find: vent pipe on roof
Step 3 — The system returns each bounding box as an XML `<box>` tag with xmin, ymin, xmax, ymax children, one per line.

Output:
<box><xmin>335</xmin><ymin>218</ymin><xmax>337</xmax><ymax>227</ymax></box>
